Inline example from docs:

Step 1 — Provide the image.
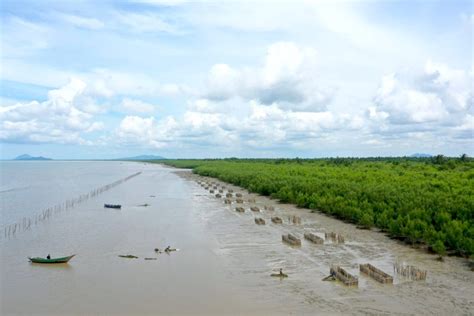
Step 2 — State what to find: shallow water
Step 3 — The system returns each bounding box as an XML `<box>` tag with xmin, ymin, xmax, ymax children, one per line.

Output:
<box><xmin>1</xmin><ymin>162</ymin><xmax>473</xmax><ymax>315</ymax></box>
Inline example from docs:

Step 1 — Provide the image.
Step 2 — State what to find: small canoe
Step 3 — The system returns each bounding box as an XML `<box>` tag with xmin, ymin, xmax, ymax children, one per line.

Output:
<box><xmin>118</xmin><ymin>255</ymin><xmax>138</xmax><ymax>259</ymax></box>
<box><xmin>29</xmin><ymin>254</ymin><xmax>75</xmax><ymax>264</ymax></box>
<box><xmin>271</xmin><ymin>273</ymin><xmax>288</xmax><ymax>278</ymax></box>
<box><xmin>164</xmin><ymin>248</ymin><xmax>178</xmax><ymax>252</ymax></box>
<box><xmin>104</xmin><ymin>204</ymin><xmax>121</xmax><ymax>209</ymax></box>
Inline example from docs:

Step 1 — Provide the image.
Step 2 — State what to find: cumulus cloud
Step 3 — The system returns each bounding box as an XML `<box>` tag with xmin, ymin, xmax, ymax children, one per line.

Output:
<box><xmin>121</xmin><ymin>98</ymin><xmax>157</xmax><ymax>113</ymax></box>
<box><xmin>116</xmin><ymin>115</ymin><xmax>178</xmax><ymax>148</ymax></box>
<box><xmin>80</xmin><ymin>69</ymin><xmax>188</xmax><ymax>99</ymax></box>
<box><xmin>368</xmin><ymin>61</ymin><xmax>473</xmax><ymax>138</ymax></box>
<box><xmin>204</xmin><ymin>42</ymin><xmax>333</xmax><ymax>112</ymax></box>
<box><xmin>114</xmin><ymin>99</ymin><xmax>364</xmax><ymax>151</ymax></box>
<box><xmin>0</xmin><ymin>78</ymin><xmax>104</xmax><ymax>144</ymax></box>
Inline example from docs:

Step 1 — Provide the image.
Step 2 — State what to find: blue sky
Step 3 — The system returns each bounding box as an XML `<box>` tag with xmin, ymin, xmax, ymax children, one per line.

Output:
<box><xmin>0</xmin><ymin>0</ymin><xmax>472</xmax><ymax>159</ymax></box>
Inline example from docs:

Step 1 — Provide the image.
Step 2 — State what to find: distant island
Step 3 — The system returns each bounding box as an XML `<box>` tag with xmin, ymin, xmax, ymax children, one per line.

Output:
<box><xmin>14</xmin><ymin>154</ymin><xmax>52</xmax><ymax>161</ymax></box>
<box><xmin>117</xmin><ymin>155</ymin><xmax>166</xmax><ymax>161</ymax></box>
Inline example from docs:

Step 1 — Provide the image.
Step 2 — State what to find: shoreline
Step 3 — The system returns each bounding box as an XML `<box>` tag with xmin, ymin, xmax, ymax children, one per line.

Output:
<box><xmin>170</xmin><ymin>168</ymin><xmax>474</xmax><ymax>314</ymax></box>
<box><xmin>163</xmin><ymin>163</ymin><xmax>472</xmax><ymax>265</ymax></box>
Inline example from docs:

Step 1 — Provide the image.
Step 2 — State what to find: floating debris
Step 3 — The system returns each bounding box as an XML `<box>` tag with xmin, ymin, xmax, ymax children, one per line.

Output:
<box><xmin>215</xmin><ymin>194</ymin><xmax>222</xmax><ymax>198</ymax></box>
<box><xmin>218</xmin><ymin>189</ymin><xmax>223</xmax><ymax>193</ymax></box>
<box><xmin>224</xmin><ymin>198</ymin><xmax>232</xmax><ymax>204</ymax></box>
<box><xmin>271</xmin><ymin>216</ymin><xmax>283</xmax><ymax>224</ymax></box>
<box><xmin>254</xmin><ymin>217</ymin><xmax>266</xmax><ymax>225</ymax></box>
<box><xmin>264</xmin><ymin>205</ymin><xmax>275</xmax><ymax>211</ymax></box>
<box><xmin>393</xmin><ymin>262</ymin><xmax>427</xmax><ymax>281</ymax></box>
<box><xmin>304</xmin><ymin>232</ymin><xmax>324</xmax><ymax>244</ymax></box>
<box><xmin>235</xmin><ymin>193</ymin><xmax>243</xmax><ymax>198</ymax></box>
<box><xmin>235</xmin><ymin>207</ymin><xmax>245</xmax><ymax>212</ymax></box>
<box><xmin>226</xmin><ymin>193</ymin><xmax>233</xmax><ymax>198</ymax></box>
<box><xmin>210</xmin><ymin>189</ymin><xmax>215</xmax><ymax>193</ymax></box>
<box><xmin>282</xmin><ymin>233</ymin><xmax>301</xmax><ymax>246</ymax></box>
<box><xmin>250</xmin><ymin>206</ymin><xmax>260</xmax><ymax>212</ymax></box>
<box><xmin>360</xmin><ymin>263</ymin><xmax>393</xmax><ymax>284</ymax></box>
<box><xmin>228</xmin><ymin>189</ymin><xmax>234</xmax><ymax>193</ymax></box>
<box><xmin>119</xmin><ymin>255</ymin><xmax>139</xmax><ymax>259</ymax></box>
<box><xmin>236</xmin><ymin>198</ymin><xmax>244</xmax><ymax>204</ymax></box>
<box><xmin>330</xmin><ymin>265</ymin><xmax>358</xmax><ymax>286</ymax></box>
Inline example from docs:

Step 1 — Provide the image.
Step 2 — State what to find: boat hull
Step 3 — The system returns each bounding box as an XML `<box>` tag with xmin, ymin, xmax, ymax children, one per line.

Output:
<box><xmin>29</xmin><ymin>255</ymin><xmax>75</xmax><ymax>264</ymax></box>
<box><xmin>104</xmin><ymin>204</ymin><xmax>121</xmax><ymax>209</ymax></box>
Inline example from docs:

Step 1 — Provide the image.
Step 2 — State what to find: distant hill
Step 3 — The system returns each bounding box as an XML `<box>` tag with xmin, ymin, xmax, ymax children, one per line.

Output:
<box><xmin>14</xmin><ymin>154</ymin><xmax>52</xmax><ymax>161</ymax></box>
<box><xmin>410</xmin><ymin>153</ymin><xmax>433</xmax><ymax>158</ymax></box>
<box><xmin>117</xmin><ymin>155</ymin><xmax>166</xmax><ymax>161</ymax></box>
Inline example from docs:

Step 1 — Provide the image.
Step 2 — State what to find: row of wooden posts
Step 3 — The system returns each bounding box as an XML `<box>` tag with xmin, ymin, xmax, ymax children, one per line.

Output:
<box><xmin>1</xmin><ymin>172</ymin><xmax>142</xmax><ymax>240</ymax></box>
<box><xmin>198</xmin><ymin>177</ymin><xmax>428</xmax><ymax>286</ymax></box>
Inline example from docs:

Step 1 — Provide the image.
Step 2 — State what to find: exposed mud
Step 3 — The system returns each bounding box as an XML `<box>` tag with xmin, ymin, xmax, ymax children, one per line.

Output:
<box><xmin>178</xmin><ymin>170</ymin><xmax>474</xmax><ymax>315</ymax></box>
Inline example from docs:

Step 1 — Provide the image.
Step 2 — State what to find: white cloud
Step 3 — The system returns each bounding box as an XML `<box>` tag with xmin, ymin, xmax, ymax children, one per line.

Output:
<box><xmin>121</xmin><ymin>98</ymin><xmax>156</xmax><ymax>113</ymax></box>
<box><xmin>114</xmin><ymin>99</ymin><xmax>364</xmax><ymax>151</ymax></box>
<box><xmin>204</xmin><ymin>42</ymin><xmax>332</xmax><ymax>112</ymax></box>
<box><xmin>116</xmin><ymin>115</ymin><xmax>178</xmax><ymax>148</ymax></box>
<box><xmin>57</xmin><ymin>13</ymin><xmax>105</xmax><ymax>30</ymax></box>
<box><xmin>114</xmin><ymin>12</ymin><xmax>177</xmax><ymax>33</ymax></box>
<box><xmin>2</xmin><ymin>16</ymin><xmax>50</xmax><ymax>57</ymax></box>
<box><xmin>0</xmin><ymin>78</ymin><xmax>103</xmax><ymax>144</ymax></box>
<box><xmin>368</xmin><ymin>61</ymin><xmax>473</xmax><ymax>139</ymax></box>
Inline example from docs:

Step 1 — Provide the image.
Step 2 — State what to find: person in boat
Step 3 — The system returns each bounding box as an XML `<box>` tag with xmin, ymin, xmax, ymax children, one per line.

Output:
<box><xmin>46</xmin><ymin>254</ymin><xmax>51</xmax><ymax>259</ymax></box>
<box><xmin>271</xmin><ymin>268</ymin><xmax>288</xmax><ymax>277</ymax></box>
<box><xmin>165</xmin><ymin>246</ymin><xmax>171</xmax><ymax>252</ymax></box>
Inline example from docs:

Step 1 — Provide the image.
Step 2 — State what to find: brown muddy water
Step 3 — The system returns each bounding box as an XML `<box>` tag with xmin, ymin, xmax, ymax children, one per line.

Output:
<box><xmin>1</xmin><ymin>162</ymin><xmax>473</xmax><ymax>315</ymax></box>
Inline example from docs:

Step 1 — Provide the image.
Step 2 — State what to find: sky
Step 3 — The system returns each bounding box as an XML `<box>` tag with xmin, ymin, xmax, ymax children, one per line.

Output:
<box><xmin>0</xmin><ymin>0</ymin><xmax>472</xmax><ymax>159</ymax></box>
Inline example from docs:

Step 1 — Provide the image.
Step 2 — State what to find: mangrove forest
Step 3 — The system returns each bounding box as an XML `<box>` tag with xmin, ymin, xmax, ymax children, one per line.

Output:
<box><xmin>158</xmin><ymin>157</ymin><xmax>473</xmax><ymax>257</ymax></box>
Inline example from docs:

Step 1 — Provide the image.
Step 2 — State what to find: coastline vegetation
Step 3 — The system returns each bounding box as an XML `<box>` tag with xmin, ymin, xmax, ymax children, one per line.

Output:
<box><xmin>155</xmin><ymin>157</ymin><xmax>473</xmax><ymax>257</ymax></box>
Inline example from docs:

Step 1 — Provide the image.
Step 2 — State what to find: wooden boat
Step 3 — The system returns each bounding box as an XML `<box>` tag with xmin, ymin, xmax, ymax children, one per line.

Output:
<box><xmin>104</xmin><ymin>204</ymin><xmax>121</xmax><ymax>209</ymax></box>
<box><xmin>29</xmin><ymin>254</ymin><xmax>75</xmax><ymax>264</ymax></box>
<box><xmin>118</xmin><ymin>255</ymin><xmax>138</xmax><ymax>259</ymax></box>
<box><xmin>164</xmin><ymin>248</ymin><xmax>178</xmax><ymax>252</ymax></box>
